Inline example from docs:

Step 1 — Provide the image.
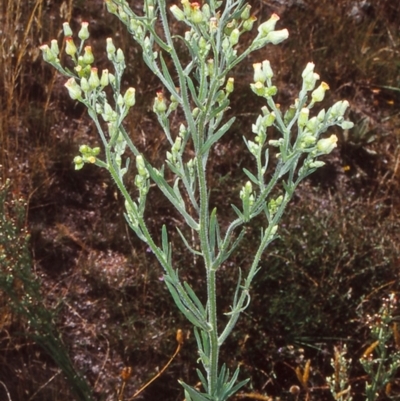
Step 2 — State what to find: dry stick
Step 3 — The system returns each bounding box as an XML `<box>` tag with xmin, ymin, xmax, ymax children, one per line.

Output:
<box><xmin>0</xmin><ymin>380</ymin><xmax>12</xmax><ymax>401</ymax></box>
<box><xmin>27</xmin><ymin>370</ymin><xmax>61</xmax><ymax>401</ymax></box>
<box><xmin>121</xmin><ymin>330</ymin><xmax>184</xmax><ymax>401</ymax></box>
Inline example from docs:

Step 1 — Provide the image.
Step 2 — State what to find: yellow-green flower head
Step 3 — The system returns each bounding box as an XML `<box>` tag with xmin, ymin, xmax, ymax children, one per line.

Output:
<box><xmin>317</xmin><ymin>135</ymin><xmax>338</xmax><ymax>154</ymax></box>
<box><xmin>64</xmin><ymin>78</ymin><xmax>82</xmax><ymax>100</ymax></box>
<box><xmin>311</xmin><ymin>82</ymin><xmax>330</xmax><ymax>103</ymax></box>
<box><xmin>258</xmin><ymin>13</ymin><xmax>280</xmax><ymax>36</ymax></box>
<box><xmin>78</xmin><ymin>21</ymin><xmax>90</xmax><ymax>41</ymax></box>
<box><xmin>266</xmin><ymin>28</ymin><xmax>289</xmax><ymax>45</ymax></box>
<box><xmin>65</xmin><ymin>37</ymin><xmax>77</xmax><ymax>57</ymax></box>
<box><xmin>170</xmin><ymin>5</ymin><xmax>185</xmax><ymax>21</ymax></box>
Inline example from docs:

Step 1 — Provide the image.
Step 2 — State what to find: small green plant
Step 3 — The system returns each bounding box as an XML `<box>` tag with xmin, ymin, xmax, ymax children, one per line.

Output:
<box><xmin>0</xmin><ymin>179</ymin><xmax>94</xmax><ymax>401</ymax></box>
<box><xmin>360</xmin><ymin>293</ymin><xmax>400</xmax><ymax>401</ymax></box>
<box><xmin>41</xmin><ymin>1</ymin><xmax>353</xmax><ymax>399</ymax></box>
<box><xmin>327</xmin><ymin>345</ymin><xmax>353</xmax><ymax>401</ymax></box>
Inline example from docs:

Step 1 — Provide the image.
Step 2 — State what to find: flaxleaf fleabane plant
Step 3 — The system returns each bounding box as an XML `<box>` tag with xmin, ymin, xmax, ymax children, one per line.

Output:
<box><xmin>41</xmin><ymin>1</ymin><xmax>353</xmax><ymax>400</ymax></box>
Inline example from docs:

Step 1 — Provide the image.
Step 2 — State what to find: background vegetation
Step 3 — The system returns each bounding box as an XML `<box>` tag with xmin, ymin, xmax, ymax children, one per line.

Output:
<box><xmin>0</xmin><ymin>0</ymin><xmax>399</xmax><ymax>400</ymax></box>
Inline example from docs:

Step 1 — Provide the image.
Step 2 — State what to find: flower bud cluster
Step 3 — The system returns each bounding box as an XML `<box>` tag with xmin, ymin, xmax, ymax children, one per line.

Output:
<box><xmin>135</xmin><ymin>155</ymin><xmax>150</xmax><ymax>200</ymax></box>
<box><xmin>267</xmin><ymin>195</ymin><xmax>283</xmax><ymax>218</ymax></box>
<box><xmin>73</xmin><ymin>145</ymin><xmax>100</xmax><ymax>170</ymax></box>
<box><xmin>240</xmin><ymin>181</ymin><xmax>255</xmax><ymax>220</ymax></box>
<box><xmin>250</xmin><ymin>60</ymin><xmax>277</xmax><ymax>98</ymax></box>
<box><xmin>251</xmin><ymin>13</ymin><xmax>289</xmax><ymax>49</ymax></box>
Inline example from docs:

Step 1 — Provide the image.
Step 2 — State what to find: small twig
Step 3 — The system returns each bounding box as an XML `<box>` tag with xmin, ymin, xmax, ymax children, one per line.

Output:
<box><xmin>94</xmin><ymin>335</ymin><xmax>110</xmax><ymax>392</ymax></box>
<box><xmin>0</xmin><ymin>380</ymin><xmax>12</xmax><ymax>401</ymax></box>
<box><xmin>123</xmin><ymin>329</ymin><xmax>184</xmax><ymax>401</ymax></box>
<box><xmin>27</xmin><ymin>370</ymin><xmax>61</xmax><ymax>401</ymax></box>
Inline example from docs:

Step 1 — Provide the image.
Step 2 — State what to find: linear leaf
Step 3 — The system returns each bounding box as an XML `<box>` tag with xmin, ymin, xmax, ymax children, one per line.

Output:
<box><xmin>200</xmin><ymin>117</ymin><xmax>235</xmax><ymax>155</ymax></box>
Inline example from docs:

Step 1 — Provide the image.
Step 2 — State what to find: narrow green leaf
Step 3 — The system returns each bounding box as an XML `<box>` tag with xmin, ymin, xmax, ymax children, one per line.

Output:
<box><xmin>176</xmin><ymin>227</ymin><xmax>202</xmax><ymax>256</ymax></box>
<box><xmin>243</xmin><ymin>168</ymin><xmax>259</xmax><ymax>185</ymax></box>
<box><xmin>231</xmin><ymin>204</ymin><xmax>244</xmax><ymax>220</ymax></box>
<box><xmin>164</xmin><ymin>277</ymin><xmax>208</xmax><ymax>330</ymax></box>
<box><xmin>179</xmin><ymin>381</ymin><xmax>211</xmax><ymax>401</ymax></box>
<box><xmin>196</xmin><ymin>369</ymin><xmax>209</xmax><ymax>393</ymax></box>
<box><xmin>183</xmin><ymin>281</ymin><xmax>206</xmax><ymax>317</ymax></box>
<box><xmin>200</xmin><ymin>117</ymin><xmax>235</xmax><ymax>155</ymax></box>
<box><xmin>161</xmin><ymin>224</ymin><xmax>169</xmax><ymax>256</ymax></box>
<box><xmin>209</xmin><ymin>207</ymin><xmax>217</xmax><ymax>256</ymax></box>
<box><xmin>186</xmin><ymin>75</ymin><xmax>202</xmax><ymax>108</ymax></box>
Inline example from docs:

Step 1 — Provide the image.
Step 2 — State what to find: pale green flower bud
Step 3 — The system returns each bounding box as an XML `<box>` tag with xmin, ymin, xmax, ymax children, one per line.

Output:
<box><xmin>202</xmin><ymin>4</ymin><xmax>211</xmax><ymax>19</ymax></box>
<box><xmin>247</xmin><ymin>140</ymin><xmax>259</xmax><ymax>156</ymax></box>
<box><xmin>181</xmin><ymin>0</ymin><xmax>191</xmax><ymax>16</ymax></box>
<box><xmin>106</xmin><ymin>37</ymin><xmax>116</xmax><ymax>58</ymax></box>
<box><xmin>65</xmin><ymin>37</ymin><xmax>77</xmax><ymax>57</ymax></box>
<box><xmin>100</xmin><ymin>69</ymin><xmax>109</xmax><ymax>87</ymax></box>
<box><xmin>224</xmin><ymin>19</ymin><xmax>237</xmax><ymax>35</ymax></box>
<box><xmin>108</xmin><ymin>73</ymin><xmax>116</xmax><ymax>85</ymax></box>
<box><xmin>117</xmin><ymin>94</ymin><xmax>124</xmax><ymax>107</ymax></box>
<box><xmin>266</xmin><ymin>28</ymin><xmax>289</xmax><ymax>45</ymax></box>
<box><xmin>64</xmin><ymin>78</ymin><xmax>82</xmax><ymax>100</ymax></box>
<box><xmin>105</xmin><ymin>0</ymin><xmax>118</xmax><ymax>13</ymax></box>
<box><xmin>170</xmin><ymin>5</ymin><xmax>185</xmax><ymax>21</ymax></box>
<box><xmin>270</xmin><ymin>225</ymin><xmax>278</xmax><ymax>236</ymax></box>
<box><xmin>257</xmin><ymin>13</ymin><xmax>280</xmax><ymax>36</ymax></box>
<box><xmin>229</xmin><ymin>28</ymin><xmax>240</xmax><ymax>46</ymax></box>
<box><xmin>225</xmin><ymin>77</ymin><xmax>234</xmax><ymax>94</ymax></box>
<box><xmin>179</xmin><ymin>124</ymin><xmax>187</xmax><ymax>138</ymax></box>
<box><xmin>153</xmin><ymin>92</ymin><xmax>167</xmax><ymax>113</ymax></box>
<box><xmin>79</xmin><ymin>144</ymin><xmax>90</xmax><ymax>154</ymax></box>
<box><xmin>74</xmin><ymin>155</ymin><xmax>84</xmax><ymax>170</ymax></box>
<box><xmin>306</xmin><ymin>116</ymin><xmax>319</xmax><ymax>133</ymax></box>
<box><xmin>207</xmin><ymin>58</ymin><xmax>214</xmax><ymax>77</ymax></box>
<box><xmin>172</xmin><ymin>137</ymin><xmax>182</xmax><ymax>153</ymax></box>
<box><xmin>317</xmin><ymin>135</ymin><xmax>338</xmax><ymax>154</ymax></box>
<box><xmin>119</xmin><ymin>7</ymin><xmax>129</xmax><ymax>23</ymax></box>
<box><xmin>243</xmin><ymin>15</ymin><xmax>257</xmax><ymax>32</ymax></box>
<box><xmin>116</xmin><ymin>48</ymin><xmax>125</xmax><ymax>63</ymax></box>
<box><xmin>311</xmin><ymin>81</ymin><xmax>329</xmax><ymax>103</ymax></box>
<box><xmin>253</xmin><ymin>63</ymin><xmax>266</xmax><ymax>83</ymax></box>
<box><xmin>50</xmin><ymin>40</ymin><xmax>59</xmax><ymax>57</ymax></box>
<box><xmin>40</xmin><ymin>44</ymin><xmax>57</xmax><ymax>63</ymax></box>
<box><xmin>302</xmin><ymin>72</ymin><xmax>319</xmax><ymax>92</ymax></box>
<box><xmin>300</xmin><ymin>134</ymin><xmax>317</xmax><ymax>148</ymax></box>
<box><xmin>317</xmin><ymin>109</ymin><xmax>326</xmax><ymax>122</ymax></box>
<box><xmin>80</xmin><ymin>77</ymin><xmax>90</xmax><ymax>92</ymax></box>
<box><xmin>268</xmin><ymin>139</ymin><xmax>283</xmax><ymax>147</ymax></box>
<box><xmin>136</xmin><ymin>155</ymin><xmax>149</xmax><ymax>178</ymax></box>
<box><xmin>263</xmin><ymin>111</ymin><xmax>276</xmax><ymax>127</ymax></box>
<box><xmin>92</xmin><ymin>147</ymin><xmax>100</xmax><ymax>156</ymax></box>
<box><xmin>78</xmin><ymin>21</ymin><xmax>90</xmax><ymax>41</ymax></box>
<box><xmin>88</xmin><ymin>67</ymin><xmax>100</xmax><ymax>89</ymax></box>
<box><xmin>102</xmin><ymin>102</ymin><xmax>114</xmax><ymax>122</ymax></box>
<box><xmin>298</xmin><ymin>108</ymin><xmax>309</xmax><ymax>127</ymax></box>
<box><xmin>63</xmin><ymin>22</ymin><xmax>73</xmax><ymax>37</ymax></box>
<box><xmin>302</xmin><ymin>62</ymin><xmax>315</xmax><ymax>79</ymax></box>
<box><xmin>308</xmin><ymin>161</ymin><xmax>325</xmax><ymax>169</ymax></box>
<box><xmin>241</xmin><ymin>4</ymin><xmax>251</xmax><ymax>20</ymax></box>
<box><xmin>250</xmin><ymin>81</ymin><xmax>266</xmax><ymax>96</ymax></box>
<box><xmin>82</xmin><ymin>46</ymin><xmax>94</xmax><ymax>65</ymax></box>
<box><xmin>262</xmin><ymin>59</ymin><xmax>274</xmax><ymax>79</ymax></box>
<box><xmin>340</xmin><ymin>120</ymin><xmax>354</xmax><ymax>130</ymax></box>
<box><xmin>222</xmin><ymin>37</ymin><xmax>230</xmax><ymax>52</ymax></box>
<box><xmin>192</xmin><ymin>108</ymin><xmax>200</xmax><ymax>118</ymax></box>
<box><xmin>124</xmin><ymin>87</ymin><xmax>136</xmax><ymax>107</ymax></box>
<box><xmin>209</xmin><ymin>17</ymin><xmax>218</xmax><ymax>33</ymax></box>
<box><xmin>190</xmin><ymin>3</ymin><xmax>203</xmax><ymax>24</ymax></box>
